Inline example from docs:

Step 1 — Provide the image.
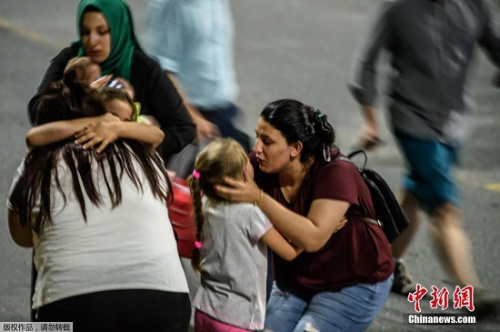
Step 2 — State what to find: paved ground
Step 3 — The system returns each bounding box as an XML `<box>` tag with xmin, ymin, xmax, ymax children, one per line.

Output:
<box><xmin>0</xmin><ymin>0</ymin><xmax>499</xmax><ymax>330</ymax></box>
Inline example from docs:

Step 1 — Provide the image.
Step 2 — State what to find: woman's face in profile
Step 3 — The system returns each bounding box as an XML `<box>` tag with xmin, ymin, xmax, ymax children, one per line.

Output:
<box><xmin>253</xmin><ymin>117</ymin><xmax>295</xmax><ymax>174</ymax></box>
<box><xmin>81</xmin><ymin>11</ymin><xmax>111</xmax><ymax>64</ymax></box>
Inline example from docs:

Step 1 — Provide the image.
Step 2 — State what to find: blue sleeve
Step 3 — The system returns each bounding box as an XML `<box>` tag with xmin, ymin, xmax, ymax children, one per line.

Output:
<box><xmin>144</xmin><ymin>0</ymin><xmax>183</xmax><ymax>73</ymax></box>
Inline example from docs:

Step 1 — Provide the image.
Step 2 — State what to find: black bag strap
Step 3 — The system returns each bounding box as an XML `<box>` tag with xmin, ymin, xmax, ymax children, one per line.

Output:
<box><xmin>346</xmin><ymin>149</ymin><xmax>368</xmax><ymax>170</ymax></box>
<box><xmin>333</xmin><ymin>150</ymin><xmax>383</xmax><ymax>229</ymax></box>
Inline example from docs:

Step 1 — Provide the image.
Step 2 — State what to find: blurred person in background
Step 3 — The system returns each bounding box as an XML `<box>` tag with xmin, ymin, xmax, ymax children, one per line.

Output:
<box><xmin>145</xmin><ymin>0</ymin><xmax>251</xmax><ymax>177</ymax></box>
<box><xmin>348</xmin><ymin>0</ymin><xmax>500</xmax><ymax>317</ymax></box>
<box><xmin>490</xmin><ymin>1</ymin><xmax>500</xmax><ymax>87</ymax></box>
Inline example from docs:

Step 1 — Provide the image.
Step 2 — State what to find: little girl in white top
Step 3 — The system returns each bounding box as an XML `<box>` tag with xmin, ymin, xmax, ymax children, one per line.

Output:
<box><xmin>188</xmin><ymin>138</ymin><xmax>302</xmax><ymax>331</ymax></box>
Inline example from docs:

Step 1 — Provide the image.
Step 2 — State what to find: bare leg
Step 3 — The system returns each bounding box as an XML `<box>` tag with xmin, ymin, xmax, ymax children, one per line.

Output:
<box><xmin>392</xmin><ymin>189</ymin><xmax>422</xmax><ymax>259</ymax></box>
<box><xmin>428</xmin><ymin>202</ymin><xmax>480</xmax><ymax>286</ymax></box>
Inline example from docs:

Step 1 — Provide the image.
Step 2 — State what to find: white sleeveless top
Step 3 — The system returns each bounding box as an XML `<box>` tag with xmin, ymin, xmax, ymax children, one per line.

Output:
<box><xmin>8</xmin><ymin>151</ymin><xmax>189</xmax><ymax>309</ymax></box>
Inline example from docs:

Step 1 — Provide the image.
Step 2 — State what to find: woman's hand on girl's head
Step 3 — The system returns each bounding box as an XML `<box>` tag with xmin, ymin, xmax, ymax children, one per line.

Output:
<box><xmin>215</xmin><ymin>169</ymin><xmax>260</xmax><ymax>204</ymax></box>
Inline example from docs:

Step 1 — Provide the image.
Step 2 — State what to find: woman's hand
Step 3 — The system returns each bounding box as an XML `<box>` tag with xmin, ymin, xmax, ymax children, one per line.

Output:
<box><xmin>97</xmin><ymin>112</ymin><xmax>120</xmax><ymax>124</ymax></box>
<box><xmin>75</xmin><ymin>122</ymin><xmax>120</xmax><ymax>153</ymax></box>
<box><xmin>335</xmin><ymin>216</ymin><xmax>349</xmax><ymax>233</ymax></box>
<box><xmin>215</xmin><ymin>164</ymin><xmax>260</xmax><ymax>204</ymax></box>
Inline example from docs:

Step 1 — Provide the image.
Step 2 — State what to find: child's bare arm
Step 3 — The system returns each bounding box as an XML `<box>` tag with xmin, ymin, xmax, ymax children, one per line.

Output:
<box><xmin>261</xmin><ymin>227</ymin><xmax>303</xmax><ymax>261</ymax></box>
<box><xmin>26</xmin><ymin>113</ymin><xmax>118</xmax><ymax>149</ymax></box>
<box><xmin>75</xmin><ymin>121</ymin><xmax>165</xmax><ymax>153</ymax></box>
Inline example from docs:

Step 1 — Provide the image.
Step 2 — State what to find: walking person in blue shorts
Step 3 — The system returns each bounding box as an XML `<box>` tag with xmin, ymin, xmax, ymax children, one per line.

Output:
<box><xmin>348</xmin><ymin>0</ymin><xmax>500</xmax><ymax>317</ymax></box>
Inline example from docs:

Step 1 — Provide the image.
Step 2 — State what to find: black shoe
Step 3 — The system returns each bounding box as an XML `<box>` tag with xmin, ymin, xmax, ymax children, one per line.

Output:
<box><xmin>392</xmin><ymin>261</ymin><xmax>418</xmax><ymax>296</ymax></box>
<box><xmin>473</xmin><ymin>288</ymin><xmax>500</xmax><ymax>319</ymax></box>
<box><xmin>492</xmin><ymin>72</ymin><xmax>500</xmax><ymax>88</ymax></box>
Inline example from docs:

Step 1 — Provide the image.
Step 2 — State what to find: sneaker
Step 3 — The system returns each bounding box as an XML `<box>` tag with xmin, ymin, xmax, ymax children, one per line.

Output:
<box><xmin>473</xmin><ymin>288</ymin><xmax>500</xmax><ymax>319</ymax></box>
<box><xmin>392</xmin><ymin>261</ymin><xmax>418</xmax><ymax>296</ymax></box>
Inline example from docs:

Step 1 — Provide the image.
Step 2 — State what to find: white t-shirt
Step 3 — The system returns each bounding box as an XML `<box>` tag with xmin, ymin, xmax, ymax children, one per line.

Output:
<box><xmin>8</xmin><ymin>150</ymin><xmax>189</xmax><ymax>309</ymax></box>
<box><xmin>192</xmin><ymin>199</ymin><xmax>272</xmax><ymax>330</ymax></box>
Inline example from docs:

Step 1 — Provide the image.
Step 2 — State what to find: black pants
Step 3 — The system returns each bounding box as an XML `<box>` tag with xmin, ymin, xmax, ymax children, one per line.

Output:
<box><xmin>167</xmin><ymin>103</ymin><xmax>252</xmax><ymax>178</ymax></box>
<box><xmin>37</xmin><ymin>289</ymin><xmax>191</xmax><ymax>332</ymax></box>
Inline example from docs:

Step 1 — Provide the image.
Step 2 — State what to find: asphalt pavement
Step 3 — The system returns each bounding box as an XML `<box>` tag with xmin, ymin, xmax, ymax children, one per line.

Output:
<box><xmin>0</xmin><ymin>0</ymin><xmax>499</xmax><ymax>330</ymax></box>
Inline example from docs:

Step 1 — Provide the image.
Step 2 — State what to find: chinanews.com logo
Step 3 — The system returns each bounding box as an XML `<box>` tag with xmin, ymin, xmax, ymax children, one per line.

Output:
<box><xmin>405</xmin><ymin>284</ymin><xmax>477</xmax><ymax>325</ymax></box>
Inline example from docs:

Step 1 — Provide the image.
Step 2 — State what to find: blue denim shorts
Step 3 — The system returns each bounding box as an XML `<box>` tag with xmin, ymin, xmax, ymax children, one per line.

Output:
<box><xmin>265</xmin><ymin>276</ymin><xmax>393</xmax><ymax>332</ymax></box>
<box><xmin>394</xmin><ymin>132</ymin><xmax>460</xmax><ymax>212</ymax></box>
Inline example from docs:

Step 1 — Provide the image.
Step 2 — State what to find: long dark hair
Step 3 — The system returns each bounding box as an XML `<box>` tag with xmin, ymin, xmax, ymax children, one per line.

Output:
<box><xmin>9</xmin><ymin>76</ymin><xmax>171</xmax><ymax>234</ymax></box>
<box><xmin>260</xmin><ymin>99</ymin><xmax>337</xmax><ymax>162</ymax></box>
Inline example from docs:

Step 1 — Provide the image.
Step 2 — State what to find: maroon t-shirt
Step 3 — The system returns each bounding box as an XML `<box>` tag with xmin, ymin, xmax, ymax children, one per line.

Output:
<box><xmin>251</xmin><ymin>153</ymin><xmax>394</xmax><ymax>294</ymax></box>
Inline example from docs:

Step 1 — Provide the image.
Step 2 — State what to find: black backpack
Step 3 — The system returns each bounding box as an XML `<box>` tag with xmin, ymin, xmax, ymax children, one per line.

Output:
<box><xmin>335</xmin><ymin>150</ymin><xmax>410</xmax><ymax>243</ymax></box>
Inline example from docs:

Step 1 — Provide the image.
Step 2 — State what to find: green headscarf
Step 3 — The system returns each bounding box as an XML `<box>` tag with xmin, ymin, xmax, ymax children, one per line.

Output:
<box><xmin>74</xmin><ymin>0</ymin><xmax>142</xmax><ymax>80</ymax></box>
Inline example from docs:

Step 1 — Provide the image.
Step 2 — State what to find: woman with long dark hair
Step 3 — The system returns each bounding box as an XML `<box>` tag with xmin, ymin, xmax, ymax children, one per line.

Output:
<box><xmin>8</xmin><ymin>79</ymin><xmax>191</xmax><ymax>331</ymax></box>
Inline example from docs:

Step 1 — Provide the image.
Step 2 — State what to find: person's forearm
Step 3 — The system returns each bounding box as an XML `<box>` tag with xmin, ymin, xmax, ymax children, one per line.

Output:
<box><xmin>116</xmin><ymin>122</ymin><xmax>165</xmax><ymax>147</ymax></box>
<box><xmin>165</xmin><ymin>72</ymin><xmax>219</xmax><ymax>139</ymax></box>
<box><xmin>361</xmin><ymin>105</ymin><xmax>378</xmax><ymax>127</ymax></box>
<box><xmin>257</xmin><ymin>193</ymin><xmax>329</xmax><ymax>252</ymax></box>
<box><xmin>8</xmin><ymin>209</ymin><xmax>33</xmax><ymax>248</ymax></box>
<box><xmin>26</xmin><ymin>118</ymin><xmax>94</xmax><ymax>148</ymax></box>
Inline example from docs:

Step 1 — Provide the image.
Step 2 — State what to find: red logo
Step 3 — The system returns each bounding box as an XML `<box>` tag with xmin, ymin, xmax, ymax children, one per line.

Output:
<box><xmin>408</xmin><ymin>284</ymin><xmax>475</xmax><ymax>313</ymax></box>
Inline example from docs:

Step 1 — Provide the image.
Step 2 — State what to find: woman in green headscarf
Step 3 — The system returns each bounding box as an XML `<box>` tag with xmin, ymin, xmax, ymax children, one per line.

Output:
<box><xmin>28</xmin><ymin>0</ymin><xmax>195</xmax><ymax>160</ymax></box>
<box><xmin>75</xmin><ymin>0</ymin><xmax>139</xmax><ymax>80</ymax></box>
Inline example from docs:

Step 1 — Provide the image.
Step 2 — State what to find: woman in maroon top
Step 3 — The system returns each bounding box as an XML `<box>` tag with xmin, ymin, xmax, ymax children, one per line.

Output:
<box><xmin>216</xmin><ymin>99</ymin><xmax>393</xmax><ymax>331</ymax></box>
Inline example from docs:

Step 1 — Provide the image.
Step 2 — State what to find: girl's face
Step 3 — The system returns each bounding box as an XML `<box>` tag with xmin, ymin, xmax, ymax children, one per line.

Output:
<box><xmin>253</xmin><ymin>117</ymin><xmax>296</xmax><ymax>174</ymax></box>
<box><xmin>105</xmin><ymin>99</ymin><xmax>133</xmax><ymax>121</ymax></box>
<box><xmin>81</xmin><ymin>11</ymin><xmax>111</xmax><ymax>64</ymax></box>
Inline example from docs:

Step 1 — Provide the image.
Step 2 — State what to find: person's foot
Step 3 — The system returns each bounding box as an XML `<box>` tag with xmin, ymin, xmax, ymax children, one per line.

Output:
<box><xmin>492</xmin><ymin>72</ymin><xmax>500</xmax><ymax>88</ymax></box>
<box><xmin>392</xmin><ymin>261</ymin><xmax>418</xmax><ymax>296</ymax></box>
<box><xmin>473</xmin><ymin>288</ymin><xmax>500</xmax><ymax>319</ymax></box>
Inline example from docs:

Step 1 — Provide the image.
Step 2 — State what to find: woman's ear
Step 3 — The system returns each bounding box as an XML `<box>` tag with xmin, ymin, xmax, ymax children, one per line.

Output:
<box><xmin>290</xmin><ymin>141</ymin><xmax>303</xmax><ymax>158</ymax></box>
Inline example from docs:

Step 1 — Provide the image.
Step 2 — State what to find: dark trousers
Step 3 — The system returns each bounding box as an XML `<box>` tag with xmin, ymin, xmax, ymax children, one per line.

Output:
<box><xmin>37</xmin><ymin>289</ymin><xmax>191</xmax><ymax>332</ymax></box>
<box><xmin>167</xmin><ymin>103</ymin><xmax>252</xmax><ymax>178</ymax></box>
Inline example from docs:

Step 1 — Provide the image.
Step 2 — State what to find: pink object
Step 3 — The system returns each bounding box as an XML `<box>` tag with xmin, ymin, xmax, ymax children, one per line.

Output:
<box><xmin>194</xmin><ymin>241</ymin><xmax>203</xmax><ymax>249</ymax></box>
<box><xmin>192</xmin><ymin>169</ymin><xmax>200</xmax><ymax>179</ymax></box>
<box><xmin>168</xmin><ymin>177</ymin><xmax>196</xmax><ymax>258</ymax></box>
<box><xmin>194</xmin><ymin>309</ymin><xmax>254</xmax><ymax>332</ymax></box>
